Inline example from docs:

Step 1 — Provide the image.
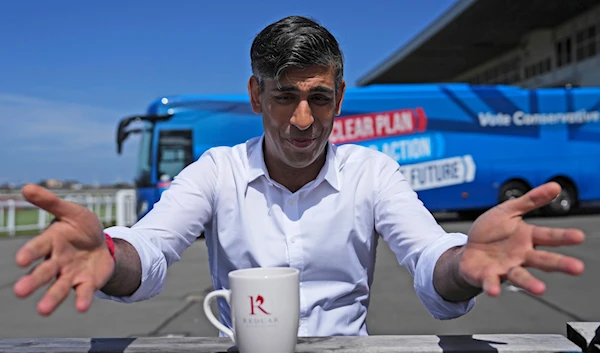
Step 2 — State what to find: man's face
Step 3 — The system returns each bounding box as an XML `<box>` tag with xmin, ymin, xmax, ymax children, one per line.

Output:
<box><xmin>248</xmin><ymin>65</ymin><xmax>346</xmax><ymax>169</ymax></box>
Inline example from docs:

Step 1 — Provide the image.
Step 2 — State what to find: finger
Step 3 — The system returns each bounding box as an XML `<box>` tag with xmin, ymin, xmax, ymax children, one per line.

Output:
<box><xmin>479</xmin><ymin>264</ymin><xmax>505</xmax><ymax>296</ymax></box>
<box><xmin>482</xmin><ymin>275</ymin><xmax>501</xmax><ymax>297</ymax></box>
<box><xmin>15</xmin><ymin>234</ymin><xmax>53</xmax><ymax>268</ymax></box>
<box><xmin>37</xmin><ymin>276</ymin><xmax>73</xmax><ymax>316</ymax></box>
<box><xmin>506</xmin><ymin>266</ymin><xmax>546</xmax><ymax>295</ymax></box>
<box><xmin>531</xmin><ymin>226</ymin><xmax>585</xmax><ymax>247</ymax></box>
<box><xmin>21</xmin><ymin>184</ymin><xmax>83</xmax><ymax>220</ymax></box>
<box><xmin>74</xmin><ymin>282</ymin><xmax>96</xmax><ymax>313</ymax></box>
<box><xmin>14</xmin><ymin>260</ymin><xmax>60</xmax><ymax>298</ymax></box>
<box><xmin>501</xmin><ymin>181</ymin><xmax>561</xmax><ymax>216</ymax></box>
<box><xmin>48</xmin><ymin>217</ymin><xmax>60</xmax><ymax>228</ymax></box>
<box><xmin>525</xmin><ymin>249</ymin><xmax>585</xmax><ymax>275</ymax></box>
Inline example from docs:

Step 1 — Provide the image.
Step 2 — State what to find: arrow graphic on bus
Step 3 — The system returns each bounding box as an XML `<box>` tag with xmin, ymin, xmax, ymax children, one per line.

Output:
<box><xmin>400</xmin><ymin>155</ymin><xmax>476</xmax><ymax>191</ymax></box>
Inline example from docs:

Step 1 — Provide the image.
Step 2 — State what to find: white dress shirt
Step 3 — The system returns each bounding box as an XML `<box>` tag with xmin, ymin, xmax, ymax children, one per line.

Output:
<box><xmin>97</xmin><ymin>135</ymin><xmax>476</xmax><ymax>336</ymax></box>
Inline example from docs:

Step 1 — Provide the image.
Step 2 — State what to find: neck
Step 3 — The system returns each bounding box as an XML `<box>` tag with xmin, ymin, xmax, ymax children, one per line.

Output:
<box><xmin>264</xmin><ymin>144</ymin><xmax>327</xmax><ymax>193</ymax></box>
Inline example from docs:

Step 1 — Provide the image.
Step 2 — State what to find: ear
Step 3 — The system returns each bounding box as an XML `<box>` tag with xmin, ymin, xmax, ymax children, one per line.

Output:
<box><xmin>335</xmin><ymin>80</ymin><xmax>346</xmax><ymax>116</ymax></box>
<box><xmin>248</xmin><ymin>76</ymin><xmax>262</xmax><ymax>114</ymax></box>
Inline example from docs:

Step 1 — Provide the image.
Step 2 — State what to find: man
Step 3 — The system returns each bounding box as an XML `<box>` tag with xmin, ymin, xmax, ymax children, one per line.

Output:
<box><xmin>14</xmin><ymin>16</ymin><xmax>585</xmax><ymax>336</ymax></box>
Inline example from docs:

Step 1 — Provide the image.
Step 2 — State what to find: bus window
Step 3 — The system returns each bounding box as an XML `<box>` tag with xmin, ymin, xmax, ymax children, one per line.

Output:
<box><xmin>135</xmin><ymin>124</ymin><xmax>153</xmax><ymax>188</ymax></box>
<box><xmin>157</xmin><ymin>129</ymin><xmax>194</xmax><ymax>181</ymax></box>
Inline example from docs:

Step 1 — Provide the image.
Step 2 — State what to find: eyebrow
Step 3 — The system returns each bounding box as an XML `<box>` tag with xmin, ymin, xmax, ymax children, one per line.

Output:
<box><xmin>272</xmin><ymin>85</ymin><xmax>334</xmax><ymax>94</ymax></box>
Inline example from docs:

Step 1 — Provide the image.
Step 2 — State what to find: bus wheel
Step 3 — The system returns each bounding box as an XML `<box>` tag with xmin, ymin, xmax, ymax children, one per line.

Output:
<box><xmin>542</xmin><ymin>180</ymin><xmax>577</xmax><ymax>217</ymax></box>
<box><xmin>498</xmin><ymin>180</ymin><xmax>529</xmax><ymax>204</ymax></box>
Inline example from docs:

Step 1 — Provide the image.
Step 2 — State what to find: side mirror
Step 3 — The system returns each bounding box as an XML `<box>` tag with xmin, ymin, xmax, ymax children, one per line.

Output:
<box><xmin>117</xmin><ymin>128</ymin><xmax>142</xmax><ymax>154</ymax></box>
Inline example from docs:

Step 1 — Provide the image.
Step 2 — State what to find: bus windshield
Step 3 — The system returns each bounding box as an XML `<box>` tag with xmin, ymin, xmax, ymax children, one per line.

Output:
<box><xmin>157</xmin><ymin>129</ymin><xmax>194</xmax><ymax>181</ymax></box>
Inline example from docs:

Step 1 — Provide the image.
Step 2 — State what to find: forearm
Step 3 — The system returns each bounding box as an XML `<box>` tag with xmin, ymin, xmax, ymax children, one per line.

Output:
<box><xmin>100</xmin><ymin>238</ymin><xmax>142</xmax><ymax>297</ymax></box>
<box><xmin>433</xmin><ymin>246</ymin><xmax>482</xmax><ymax>302</ymax></box>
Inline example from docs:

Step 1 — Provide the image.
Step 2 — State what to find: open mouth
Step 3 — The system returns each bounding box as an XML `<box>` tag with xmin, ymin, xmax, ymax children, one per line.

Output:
<box><xmin>288</xmin><ymin>138</ymin><xmax>316</xmax><ymax>149</ymax></box>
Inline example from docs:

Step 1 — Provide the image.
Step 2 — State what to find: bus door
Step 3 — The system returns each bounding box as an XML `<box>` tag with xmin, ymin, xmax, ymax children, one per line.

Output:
<box><xmin>153</xmin><ymin>127</ymin><xmax>195</xmax><ymax>197</ymax></box>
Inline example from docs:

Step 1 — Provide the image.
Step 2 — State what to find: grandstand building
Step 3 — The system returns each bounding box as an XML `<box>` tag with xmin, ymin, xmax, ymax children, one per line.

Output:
<box><xmin>357</xmin><ymin>0</ymin><xmax>600</xmax><ymax>89</ymax></box>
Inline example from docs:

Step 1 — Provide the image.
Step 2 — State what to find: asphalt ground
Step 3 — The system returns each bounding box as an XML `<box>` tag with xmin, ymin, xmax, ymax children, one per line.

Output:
<box><xmin>0</xmin><ymin>212</ymin><xmax>597</xmax><ymax>339</ymax></box>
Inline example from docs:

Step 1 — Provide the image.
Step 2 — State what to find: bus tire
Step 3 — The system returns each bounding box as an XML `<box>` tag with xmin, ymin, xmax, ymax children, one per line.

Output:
<box><xmin>542</xmin><ymin>179</ymin><xmax>577</xmax><ymax>217</ymax></box>
<box><xmin>498</xmin><ymin>180</ymin><xmax>530</xmax><ymax>205</ymax></box>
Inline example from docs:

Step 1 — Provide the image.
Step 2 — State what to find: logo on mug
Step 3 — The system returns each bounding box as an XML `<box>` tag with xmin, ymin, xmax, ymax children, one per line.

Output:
<box><xmin>243</xmin><ymin>295</ymin><xmax>278</xmax><ymax>327</ymax></box>
<box><xmin>249</xmin><ymin>295</ymin><xmax>270</xmax><ymax>315</ymax></box>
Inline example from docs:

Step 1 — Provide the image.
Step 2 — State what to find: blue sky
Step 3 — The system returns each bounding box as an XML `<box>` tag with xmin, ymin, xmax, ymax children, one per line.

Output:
<box><xmin>0</xmin><ymin>0</ymin><xmax>457</xmax><ymax>185</ymax></box>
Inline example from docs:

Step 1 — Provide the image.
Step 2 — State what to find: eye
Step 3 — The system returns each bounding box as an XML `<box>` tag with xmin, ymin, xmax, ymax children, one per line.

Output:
<box><xmin>273</xmin><ymin>95</ymin><xmax>295</xmax><ymax>103</ymax></box>
<box><xmin>311</xmin><ymin>95</ymin><xmax>332</xmax><ymax>105</ymax></box>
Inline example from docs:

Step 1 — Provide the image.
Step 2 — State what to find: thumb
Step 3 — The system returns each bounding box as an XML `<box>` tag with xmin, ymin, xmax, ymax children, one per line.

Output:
<box><xmin>22</xmin><ymin>184</ymin><xmax>84</xmax><ymax>220</ymax></box>
<box><xmin>500</xmin><ymin>181</ymin><xmax>561</xmax><ymax>216</ymax></box>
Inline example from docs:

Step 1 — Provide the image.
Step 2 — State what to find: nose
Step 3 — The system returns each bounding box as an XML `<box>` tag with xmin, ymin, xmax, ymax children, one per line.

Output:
<box><xmin>290</xmin><ymin>100</ymin><xmax>314</xmax><ymax>131</ymax></box>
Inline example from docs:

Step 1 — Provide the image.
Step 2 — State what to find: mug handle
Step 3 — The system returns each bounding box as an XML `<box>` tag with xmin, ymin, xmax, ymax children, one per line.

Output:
<box><xmin>203</xmin><ymin>289</ymin><xmax>235</xmax><ymax>343</ymax></box>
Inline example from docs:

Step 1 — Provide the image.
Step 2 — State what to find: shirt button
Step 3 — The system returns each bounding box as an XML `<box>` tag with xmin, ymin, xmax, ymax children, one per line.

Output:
<box><xmin>290</xmin><ymin>237</ymin><xmax>296</xmax><ymax>243</ymax></box>
<box><xmin>288</xmin><ymin>198</ymin><xmax>295</xmax><ymax>205</ymax></box>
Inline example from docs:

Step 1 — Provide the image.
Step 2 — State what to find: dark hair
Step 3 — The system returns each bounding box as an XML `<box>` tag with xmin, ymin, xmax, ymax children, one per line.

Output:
<box><xmin>250</xmin><ymin>16</ymin><xmax>344</xmax><ymax>91</ymax></box>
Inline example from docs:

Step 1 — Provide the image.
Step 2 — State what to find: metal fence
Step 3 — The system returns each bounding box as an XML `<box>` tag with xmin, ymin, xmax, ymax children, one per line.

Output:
<box><xmin>0</xmin><ymin>189</ymin><xmax>137</xmax><ymax>236</ymax></box>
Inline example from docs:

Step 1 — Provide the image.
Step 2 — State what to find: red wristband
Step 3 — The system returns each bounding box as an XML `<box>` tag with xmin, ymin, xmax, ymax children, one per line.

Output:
<box><xmin>104</xmin><ymin>233</ymin><xmax>115</xmax><ymax>260</ymax></box>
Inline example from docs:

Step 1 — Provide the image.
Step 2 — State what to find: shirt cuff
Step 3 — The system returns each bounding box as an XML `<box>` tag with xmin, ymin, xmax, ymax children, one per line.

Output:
<box><xmin>413</xmin><ymin>232</ymin><xmax>476</xmax><ymax>320</ymax></box>
<box><xmin>94</xmin><ymin>226</ymin><xmax>168</xmax><ymax>303</ymax></box>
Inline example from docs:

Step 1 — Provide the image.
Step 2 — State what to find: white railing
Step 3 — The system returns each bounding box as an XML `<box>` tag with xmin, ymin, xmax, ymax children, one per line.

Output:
<box><xmin>115</xmin><ymin>189</ymin><xmax>137</xmax><ymax>229</ymax></box>
<box><xmin>0</xmin><ymin>189</ymin><xmax>137</xmax><ymax>236</ymax></box>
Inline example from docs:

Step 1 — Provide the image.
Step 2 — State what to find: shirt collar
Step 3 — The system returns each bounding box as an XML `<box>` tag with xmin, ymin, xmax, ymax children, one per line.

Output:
<box><xmin>247</xmin><ymin>134</ymin><xmax>341</xmax><ymax>192</ymax></box>
<box><xmin>247</xmin><ymin>135</ymin><xmax>268</xmax><ymax>183</ymax></box>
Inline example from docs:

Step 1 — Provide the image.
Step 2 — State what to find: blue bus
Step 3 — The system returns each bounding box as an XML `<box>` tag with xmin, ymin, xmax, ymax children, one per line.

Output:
<box><xmin>116</xmin><ymin>83</ymin><xmax>600</xmax><ymax>220</ymax></box>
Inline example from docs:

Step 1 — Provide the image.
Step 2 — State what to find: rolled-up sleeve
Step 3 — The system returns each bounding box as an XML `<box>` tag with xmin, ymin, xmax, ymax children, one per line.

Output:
<box><xmin>95</xmin><ymin>149</ymin><xmax>218</xmax><ymax>303</ymax></box>
<box><xmin>373</xmin><ymin>156</ymin><xmax>475</xmax><ymax>320</ymax></box>
<box><xmin>412</xmin><ymin>232</ymin><xmax>475</xmax><ymax>319</ymax></box>
<box><xmin>94</xmin><ymin>226</ymin><xmax>169</xmax><ymax>303</ymax></box>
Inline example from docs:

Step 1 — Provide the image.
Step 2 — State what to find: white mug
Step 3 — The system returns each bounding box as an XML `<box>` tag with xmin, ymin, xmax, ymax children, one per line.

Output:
<box><xmin>203</xmin><ymin>267</ymin><xmax>300</xmax><ymax>353</ymax></box>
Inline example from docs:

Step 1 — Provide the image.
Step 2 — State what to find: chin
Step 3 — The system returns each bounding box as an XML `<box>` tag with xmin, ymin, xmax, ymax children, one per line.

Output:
<box><xmin>284</xmin><ymin>155</ymin><xmax>320</xmax><ymax>169</ymax></box>
<box><xmin>286</xmin><ymin>159</ymin><xmax>317</xmax><ymax>169</ymax></box>
<box><xmin>280</xmin><ymin>139</ymin><xmax>326</xmax><ymax>169</ymax></box>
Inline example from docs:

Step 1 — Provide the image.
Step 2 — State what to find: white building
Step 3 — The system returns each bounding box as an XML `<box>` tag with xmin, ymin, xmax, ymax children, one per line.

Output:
<box><xmin>357</xmin><ymin>0</ymin><xmax>600</xmax><ymax>89</ymax></box>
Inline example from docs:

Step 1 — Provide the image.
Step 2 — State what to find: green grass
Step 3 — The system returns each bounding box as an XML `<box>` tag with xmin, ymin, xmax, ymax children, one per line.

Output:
<box><xmin>0</xmin><ymin>206</ymin><xmax>118</xmax><ymax>237</ymax></box>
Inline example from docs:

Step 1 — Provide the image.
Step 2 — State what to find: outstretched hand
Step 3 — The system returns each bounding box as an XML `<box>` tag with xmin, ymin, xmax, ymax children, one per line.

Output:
<box><xmin>13</xmin><ymin>184</ymin><xmax>115</xmax><ymax>316</ymax></box>
<box><xmin>459</xmin><ymin>181</ymin><xmax>585</xmax><ymax>297</ymax></box>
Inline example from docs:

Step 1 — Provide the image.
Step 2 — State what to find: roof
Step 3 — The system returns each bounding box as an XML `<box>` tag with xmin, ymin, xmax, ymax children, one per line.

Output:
<box><xmin>147</xmin><ymin>93</ymin><xmax>252</xmax><ymax>115</ymax></box>
<box><xmin>357</xmin><ymin>0</ymin><xmax>599</xmax><ymax>86</ymax></box>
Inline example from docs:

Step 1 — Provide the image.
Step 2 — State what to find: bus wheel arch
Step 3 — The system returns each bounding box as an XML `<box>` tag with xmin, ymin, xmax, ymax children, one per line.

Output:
<box><xmin>498</xmin><ymin>179</ymin><xmax>531</xmax><ymax>205</ymax></box>
<box><xmin>542</xmin><ymin>176</ymin><xmax>578</xmax><ymax>216</ymax></box>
